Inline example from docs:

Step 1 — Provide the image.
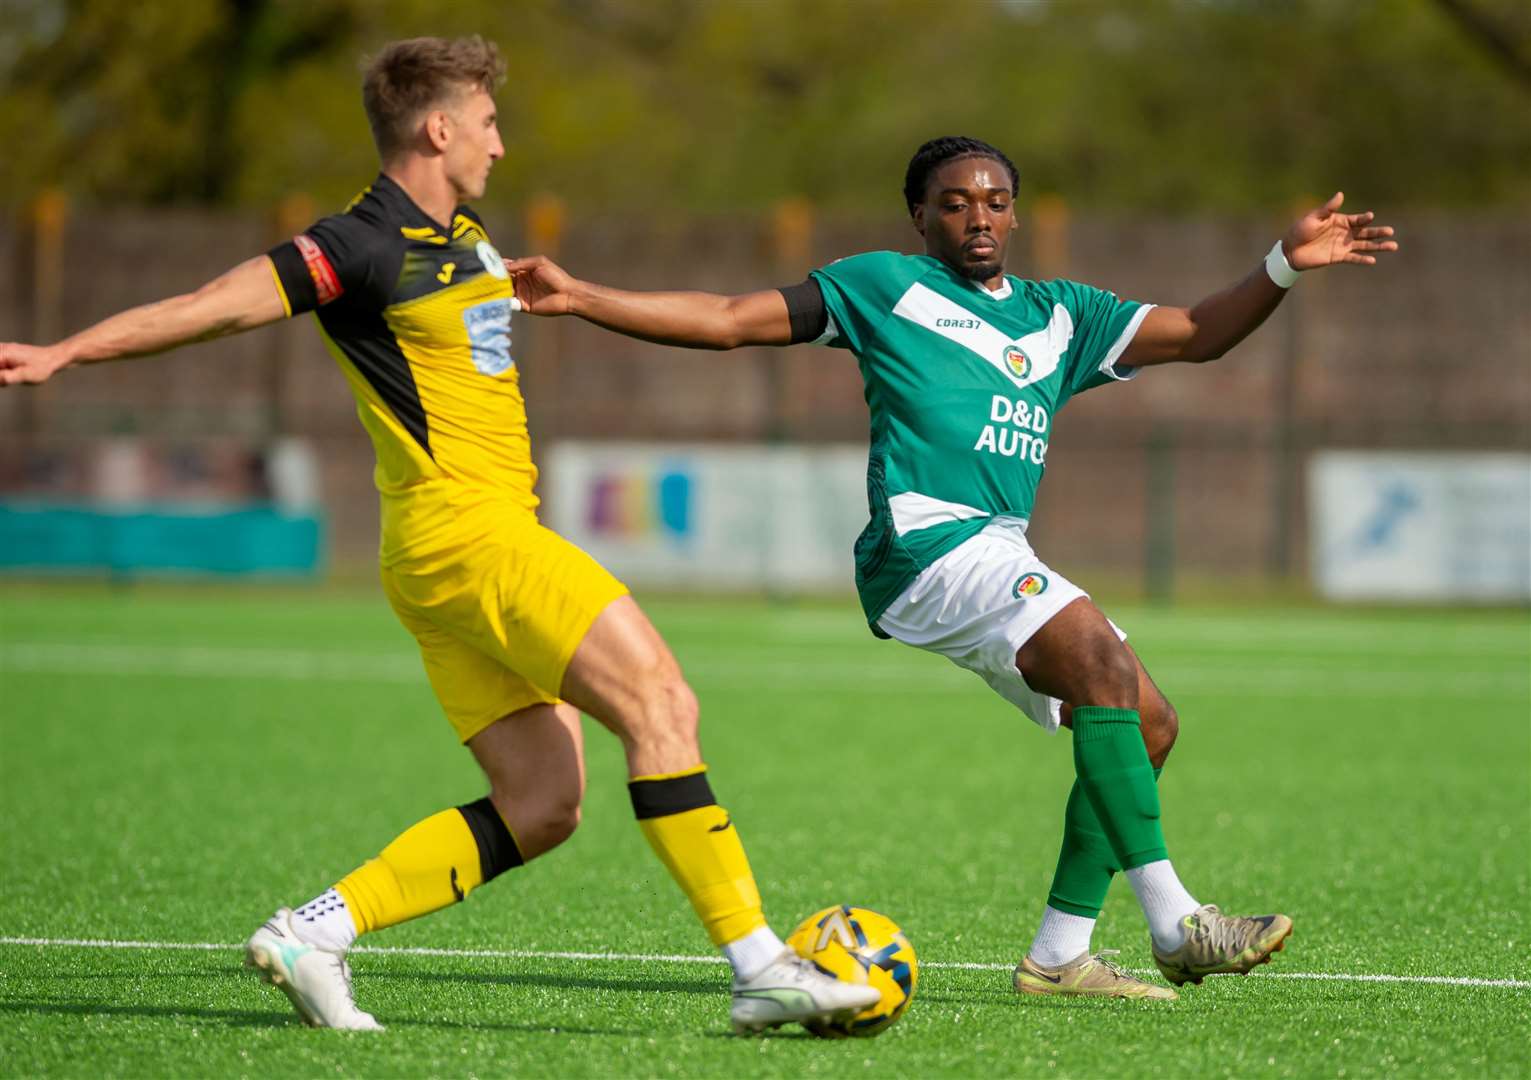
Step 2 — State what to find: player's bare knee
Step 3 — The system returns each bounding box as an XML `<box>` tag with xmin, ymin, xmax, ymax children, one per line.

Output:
<box><xmin>1159</xmin><ymin>698</ymin><xmax>1180</xmax><ymax>752</ymax></box>
<box><xmin>518</xmin><ymin>798</ymin><xmax>581</xmax><ymax>858</ymax></box>
<box><xmin>1141</xmin><ymin>696</ymin><xmax>1179</xmax><ymax>765</ymax></box>
<box><xmin>486</xmin><ymin>786</ymin><xmax>581</xmax><ymax>860</ymax></box>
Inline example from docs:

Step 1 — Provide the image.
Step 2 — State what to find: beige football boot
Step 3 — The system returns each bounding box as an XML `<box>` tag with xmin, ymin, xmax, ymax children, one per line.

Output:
<box><xmin>1152</xmin><ymin>904</ymin><xmax>1293</xmax><ymax>986</ymax></box>
<box><xmin>1014</xmin><ymin>949</ymin><xmax>1178</xmax><ymax>1000</ymax></box>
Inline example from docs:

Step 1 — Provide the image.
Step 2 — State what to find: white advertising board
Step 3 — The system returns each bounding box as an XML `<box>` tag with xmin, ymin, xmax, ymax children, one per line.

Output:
<box><xmin>1309</xmin><ymin>452</ymin><xmax>1531</xmax><ymax>601</ymax></box>
<box><xmin>545</xmin><ymin>442</ymin><xmax>869</xmax><ymax>590</ymax></box>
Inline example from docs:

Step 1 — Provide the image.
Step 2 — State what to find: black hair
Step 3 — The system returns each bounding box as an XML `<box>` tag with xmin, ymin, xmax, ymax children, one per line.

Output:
<box><xmin>903</xmin><ymin>136</ymin><xmax>1020</xmax><ymax>216</ymax></box>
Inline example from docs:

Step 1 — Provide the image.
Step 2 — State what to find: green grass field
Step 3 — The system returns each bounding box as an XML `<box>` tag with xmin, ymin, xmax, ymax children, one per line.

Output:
<box><xmin>1</xmin><ymin>584</ymin><xmax>1527</xmax><ymax>1077</ymax></box>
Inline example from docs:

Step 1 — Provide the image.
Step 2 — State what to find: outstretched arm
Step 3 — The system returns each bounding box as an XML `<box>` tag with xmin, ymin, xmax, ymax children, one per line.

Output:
<box><xmin>505</xmin><ymin>255</ymin><xmax>795</xmax><ymax>349</ymax></box>
<box><xmin>0</xmin><ymin>255</ymin><xmax>288</xmax><ymax>387</ymax></box>
<box><xmin>1123</xmin><ymin>192</ymin><xmax>1398</xmax><ymax>367</ymax></box>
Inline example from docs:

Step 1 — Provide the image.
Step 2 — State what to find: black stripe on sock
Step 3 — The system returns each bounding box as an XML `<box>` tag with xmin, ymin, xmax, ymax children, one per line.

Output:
<box><xmin>457</xmin><ymin>797</ymin><xmax>525</xmax><ymax>884</ymax></box>
<box><xmin>628</xmin><ymin>771</ymin><xmax>716</xmax><ymax>820</ymax></box>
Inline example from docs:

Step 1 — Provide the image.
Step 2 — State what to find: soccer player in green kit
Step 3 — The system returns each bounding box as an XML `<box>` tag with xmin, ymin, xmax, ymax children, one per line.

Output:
<box><xmin>505</xmin><ymin>136</ymin><xmax>1398</xmax><ymax>999</ymax></box>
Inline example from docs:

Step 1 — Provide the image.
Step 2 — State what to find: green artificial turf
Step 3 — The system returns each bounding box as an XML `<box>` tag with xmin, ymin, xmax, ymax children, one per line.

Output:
<box><xmin>1</xmin><ymin>584</ymin><xmax>1527</xmax><ymax>1077</ymax></box>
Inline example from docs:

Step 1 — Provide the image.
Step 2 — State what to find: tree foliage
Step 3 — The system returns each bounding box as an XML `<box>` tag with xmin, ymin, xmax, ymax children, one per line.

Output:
<box><xmin>1</xmin><ymin>0</ymin><xmax>1526</xmax><ymax>213</ymax></box>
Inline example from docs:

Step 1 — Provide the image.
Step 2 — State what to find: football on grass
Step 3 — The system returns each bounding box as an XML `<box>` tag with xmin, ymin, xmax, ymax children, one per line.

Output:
<box><xmin>786</xmin><ymin>905</ymin><xmax>917</xmax><ymax>1037</ymax></box>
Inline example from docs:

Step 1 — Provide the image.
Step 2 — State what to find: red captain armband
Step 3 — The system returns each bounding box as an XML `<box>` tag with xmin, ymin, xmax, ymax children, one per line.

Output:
<box><xmin>293</xmin><ymin>233</ymin><xmax>343</xmax><ymax>305</ymax></box>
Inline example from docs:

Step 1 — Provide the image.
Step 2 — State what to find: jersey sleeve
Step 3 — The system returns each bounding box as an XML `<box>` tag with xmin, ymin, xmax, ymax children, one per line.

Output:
<box><xmin>266</xmin><ymin>212</ymin><xmax>395</xmax><ymax>317</ymax></box>
<box><xmin>808</xmin><ymin>251</ymin><xmax>927</xmax><ymax>353</ymax></box>
<box><xmin>1050</xmin><ymin>279</ymin><xmax>1154</xmax><ymax>396</ymax></box>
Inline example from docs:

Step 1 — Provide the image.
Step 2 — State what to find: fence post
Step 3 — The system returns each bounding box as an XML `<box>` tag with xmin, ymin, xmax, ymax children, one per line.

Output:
<box><xmin>30</xmin><ymin>189</ymin><xmax>67</xmax><ymax>344</ymax></box>
<box><xmin>1268</xmin><ymin>204</ymin><xmax>1309</xmax><ymax>583</ymax></box>
<box><xmin>526</xmin><ymin>194</ymin><xmax>566</xmax><ymax>257</ymax></box>
<box><xmin>767</xmin><ymin>197</ymin><xmax>814</xmax><ymax>442</ymax></box>
<box><xmin>1030</xmin><ymin>194</ymin><xmax>1069</xmax><ymax>279</ymax></box>
<box><xmin>1145</xmin><ymin>425</ymin><xmax>1176</xmax><ymax>604</ymax></box>
<box><xmin>268</xmin><ymin>193</ymin><xmax>315</xmax><ymax>437</ymax></box>
<box><xmin>1268</xmin><ymin>296</ymin><xmax>1301</xmax><ymax>582</ymax></box>
<box><xmin>21</xmin><ymin>189</ymin><xmax>68</xmax><ymax>436</ymax></box>
<box><xmin>524</xmin><ymin>195</ymin><xmax>567</xmax><ymax>442</ymax></box>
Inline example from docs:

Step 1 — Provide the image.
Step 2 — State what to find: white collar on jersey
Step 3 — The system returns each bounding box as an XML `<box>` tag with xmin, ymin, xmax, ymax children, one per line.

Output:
<box><xmin>968</xmin><ymin>277</ymin><xmax>1014</xmax><ymax>301</ymax></box>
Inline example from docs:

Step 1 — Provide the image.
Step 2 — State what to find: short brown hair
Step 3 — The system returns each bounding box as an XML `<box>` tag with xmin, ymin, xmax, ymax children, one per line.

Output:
<box><xmin>362</xmin><ymin>36</ymin><xmax>506</xmax><ymax>159</ymax></box>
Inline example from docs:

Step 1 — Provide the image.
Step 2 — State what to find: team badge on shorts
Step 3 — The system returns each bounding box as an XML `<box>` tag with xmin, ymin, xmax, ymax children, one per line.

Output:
<box><xmin>1012</xmin><ymin>572</ymin><xmax>1048</xmax><ymax>599</ymax></box>
<box><xmin>1003</xmin><ymin>346</ymin><xmax>1031</xmax><ymax>380</ymax></box>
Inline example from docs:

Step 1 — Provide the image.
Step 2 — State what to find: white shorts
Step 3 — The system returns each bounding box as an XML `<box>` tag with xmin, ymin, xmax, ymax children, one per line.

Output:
<box><xmin>875</xmin><ymin>518</ymin><xmax>1125</xmax><ymax>733</ymax></box>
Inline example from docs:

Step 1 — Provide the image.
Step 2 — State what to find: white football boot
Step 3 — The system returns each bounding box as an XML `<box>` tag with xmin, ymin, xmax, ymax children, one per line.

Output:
<box><xmin>730</xmin><ymin>948</ymin><xmax>882</xmax><ymax>1034</ymax></box>
<box><xmin>244</xmin><ymin>908</ymin><xmax>383</xmax><ymax>1031</ymax></box>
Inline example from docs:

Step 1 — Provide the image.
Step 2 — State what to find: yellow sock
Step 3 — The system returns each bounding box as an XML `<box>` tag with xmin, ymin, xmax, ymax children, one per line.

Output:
<box><xmin>629</xmin><ymin>766</ymin><xmax>767</xmax><ymax>947</ymax></box>
<box><xmin>335</xmin><ymin>798</ymin><xmax>523</xmax><ymax>935</ymax></box>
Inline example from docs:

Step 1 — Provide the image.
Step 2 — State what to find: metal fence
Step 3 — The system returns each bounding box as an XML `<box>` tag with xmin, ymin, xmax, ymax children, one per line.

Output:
<box><xmin>2</xmin><ymin>199</ymin><xmax>1528</xmax><ymax>590</ymax></box>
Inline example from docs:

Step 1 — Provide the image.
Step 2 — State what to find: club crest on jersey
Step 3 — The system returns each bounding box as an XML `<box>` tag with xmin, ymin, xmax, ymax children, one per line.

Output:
<box><xmin>1012</xmin><ymin>573</ymin><xmax>1048</xmax><ymax>599</ymax></box>
<box><xmin>476</xmin><ymin>240</ymin><xmax>508</xmax><ymax>279</ymax></box>
<box><xmin>891</xmin><ymin>283</ymin><xmax>1074</xmax><ymax>391</ymax></box>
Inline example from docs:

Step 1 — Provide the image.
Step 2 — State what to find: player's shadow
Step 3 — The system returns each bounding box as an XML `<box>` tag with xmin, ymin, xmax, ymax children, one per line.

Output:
<box><xmin>6</xmin><ymin>994</ymin><xmax>953</xmax><ymax>1040</ymax></box>
<box><xmin>0</xmin><ymin>1001</ymin><xmax>279</xmax><ymax>1028</ymax></box>
<box><xmin>0</xmin><ymin>999</ymin><xmax>664</xmax><ymax>1037</ymax></box>
<box><xmin>367</xmin><ymin>965</ymin><xmax>724</xmax><ymax>996</ymax></box>
<box><xmin>30</xmin><ymin>969</ymin><xmax>230</xmax><ymax>982</ymax></box>
<box><xmin>916</xmin><ymin>987</ymin><xmax>1024</xmax><ymax>1004</ymax></box>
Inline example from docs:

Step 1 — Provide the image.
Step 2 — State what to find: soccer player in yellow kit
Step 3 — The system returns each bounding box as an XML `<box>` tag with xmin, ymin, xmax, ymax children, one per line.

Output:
<box><xmin>0</xmin><ymin>36</ymin><xmax>876</xmax><ymax>1034</ymax></box>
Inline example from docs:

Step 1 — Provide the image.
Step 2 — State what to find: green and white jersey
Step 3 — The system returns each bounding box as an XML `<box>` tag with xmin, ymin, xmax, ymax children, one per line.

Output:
<box><xmin>809</xmin><ymin>250</ymin><xmax>1152</xmax><ymax>628</ymax></box>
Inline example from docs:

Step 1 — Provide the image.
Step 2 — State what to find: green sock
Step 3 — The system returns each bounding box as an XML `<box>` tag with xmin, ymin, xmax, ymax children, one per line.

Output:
<box><xmin>1069</xmin><ymin>706</ymin><xmax>1168</xmax><ymax>875</ymax></box>
<box><xmin>1047</xmin><ymin>766</ymin><xmax>1163</xmax><ymax>918</ymax></box>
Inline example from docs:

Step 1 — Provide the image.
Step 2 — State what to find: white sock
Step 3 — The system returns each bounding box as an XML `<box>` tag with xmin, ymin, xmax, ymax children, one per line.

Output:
<box><xmin>1027</xmin><ymin>905</ymin><xmax>1096</xmax><ymax>969</ymax></box>
<box><xmin>290</xmin><ymin>887</ymin><xmax>358</xmax><ymax>953</ymax></box>
<box><xmin>722</xmin><ymin>925</ymin><xmax>788</xmax><ymax>981</ymax></box>
<box><xmin>1125</xmin><ymin>860</ymin><xmax>1199</xmax><ymax>952</ymax></box>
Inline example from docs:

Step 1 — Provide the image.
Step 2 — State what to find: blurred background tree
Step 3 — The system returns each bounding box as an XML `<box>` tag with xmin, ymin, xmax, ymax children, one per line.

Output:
<box><xmin>0</xmin><ymin>0</ymin><xmax>1526</xmax><ymax>214</ymax></box>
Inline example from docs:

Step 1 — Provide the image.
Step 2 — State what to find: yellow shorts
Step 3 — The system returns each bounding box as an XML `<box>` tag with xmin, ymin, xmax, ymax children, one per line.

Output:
<box><xmin>381</xmin><ymin>517</ymin><xmax>629</xmax><ymax>743</ymax></box>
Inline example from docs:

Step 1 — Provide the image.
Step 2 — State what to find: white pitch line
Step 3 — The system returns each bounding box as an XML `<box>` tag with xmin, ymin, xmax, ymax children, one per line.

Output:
<box><xmin>3</xmin><ymin>643</ymin><xmax>1526</xmax><ymax>699</ymax></box>
<box><xmin>2</xmin><ymin>936</ymin><xmax>1527</xmax><ymax>990</ymax></box>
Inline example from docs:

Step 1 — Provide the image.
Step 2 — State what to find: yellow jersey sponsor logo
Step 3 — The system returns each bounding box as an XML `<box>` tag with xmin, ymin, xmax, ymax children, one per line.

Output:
<box><xmin>437</xmin><ymin>262</ymin><xmax>456</xmax><ymax>284</ymax></box>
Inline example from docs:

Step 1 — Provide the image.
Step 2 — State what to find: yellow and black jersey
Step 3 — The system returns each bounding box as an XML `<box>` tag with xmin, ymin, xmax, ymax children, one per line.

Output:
<box><xmin>268</xmin><ymin>174</ymin><xmax>534</xmax><ymax>562</ymax></box>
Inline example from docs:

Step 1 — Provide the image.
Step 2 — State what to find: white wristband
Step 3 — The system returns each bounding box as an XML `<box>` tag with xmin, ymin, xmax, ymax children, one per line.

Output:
<box><xmin>1264</xmin><ymin>241</ymin><xmax>1301</xmax><ymax>288</ymax></box>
